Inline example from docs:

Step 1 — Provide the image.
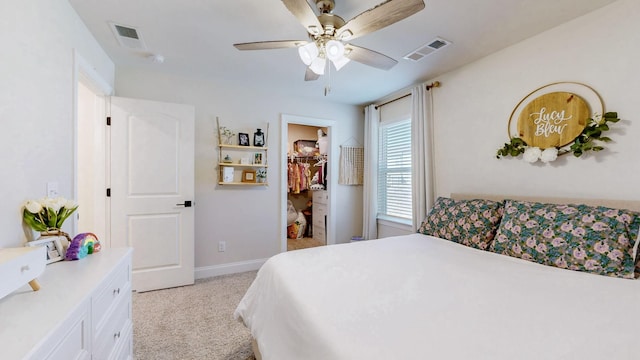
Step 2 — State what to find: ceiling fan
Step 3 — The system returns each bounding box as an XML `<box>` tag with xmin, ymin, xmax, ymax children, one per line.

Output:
<box><xmin>233</xmin><ymin>0</ymin><xmax>426</xmax><ymax>82</ymax></box>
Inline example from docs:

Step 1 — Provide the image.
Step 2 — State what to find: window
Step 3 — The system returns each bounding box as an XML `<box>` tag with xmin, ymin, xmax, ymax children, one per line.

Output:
<box><xmin>377</xmin><ymin>118</ymin><xmax>412</xmax><ymax>221</ymax></box>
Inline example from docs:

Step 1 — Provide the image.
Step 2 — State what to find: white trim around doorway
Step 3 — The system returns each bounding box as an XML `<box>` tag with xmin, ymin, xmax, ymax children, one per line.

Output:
<box><xmin>72</xmin><ymin>50</ymin><xmax>113</xmax><ymax>242</ymax></box>
<box><xmin>280</xmin><ymin>114</ymin><xmax>337</xmax><ymax>253</ymax></box>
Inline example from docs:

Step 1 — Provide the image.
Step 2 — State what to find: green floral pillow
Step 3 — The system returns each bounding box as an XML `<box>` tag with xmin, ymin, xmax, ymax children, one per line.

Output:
<box><xmin>418</xmin><ymin>197</ymin><xmax>504</xmax><ymax>250</ymax></box>
<box><xmin>491</xmin><ymin>200</ymin><xmax>640</xmax><ymax>279</ymax></box>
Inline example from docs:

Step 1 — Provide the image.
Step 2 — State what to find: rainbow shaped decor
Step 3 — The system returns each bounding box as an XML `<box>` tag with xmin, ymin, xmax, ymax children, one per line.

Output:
<box><xmin>65</xmin><ymin>233</ymin><xmax>101</xmax><ymax>261</ymax></box>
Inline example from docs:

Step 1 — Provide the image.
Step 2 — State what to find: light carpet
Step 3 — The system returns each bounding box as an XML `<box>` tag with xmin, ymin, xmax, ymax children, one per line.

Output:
<box><xmin>287</xmin><ymin>236</ymin><xmax>325</xmax><ymax>251</ymax></box>
<box><xmin>132</xmin><ymin>271</ymin><xmax>257</xmax><ymax>360</ymax></box>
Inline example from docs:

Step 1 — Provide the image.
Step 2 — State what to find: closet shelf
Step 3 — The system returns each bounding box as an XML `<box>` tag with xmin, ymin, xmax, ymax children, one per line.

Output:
<box><xmin>219</xmin><ymin>144</ymin><xmax>268</xmax><ymax>151</ymax></box>
<box><xmin>218</xmin><ymin>163</ymin><xmax>268</xmax><ymax>168</ymax></box>
<box><xmin>217</xmin><ymin>182</ymin><xmax>268</xmax><ymax>186</ymax></box>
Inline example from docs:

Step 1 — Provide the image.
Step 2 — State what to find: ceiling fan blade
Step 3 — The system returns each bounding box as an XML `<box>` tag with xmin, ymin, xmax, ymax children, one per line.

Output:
<box><xmin>336</xmin><ymin>0</ymin><xmax>425</xmax><ymax>41</ymax></box>
<box><xmin>281</xmin><ymin>0</ymin><xmax>323</xmax><ymax>34</ymax></box>
<box><xmin>305</xmin><ymin>67</ymin><xmax>320</xmax><ymax>81</ymax></box>
<box><xmin>234</xmin><ymin>40</ymin><xmax>308</xmax><ymax>50</ymax></box>
<box><xmin>345</xmin><ymin>45</ymin><xmax>398</xmax><ymax>70</ymax></box>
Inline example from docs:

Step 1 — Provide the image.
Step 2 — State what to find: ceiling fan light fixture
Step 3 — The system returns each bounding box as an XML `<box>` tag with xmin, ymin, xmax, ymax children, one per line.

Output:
<box><xmin>309</xmin><ymin>56</ymin><xmax>326</xmax><ymax>75</ymax></box>
<box><xmin>325</xmin><ymin>40</ymin><xmax>345</xmax><ymax>61</ymax></box>
<box><xmin>331</xmin><ymin>56</ymin><xmax>350</xmax><ymax>71</ymax></box>
<box><xmin>298</xmin><ymin>42</ymin><xmax>319</xmax><ymax>66</ymax></box>
<box><xmin>307</xmin><ymin>26</ymin><xmax>321</xmax><ymax>36</ymax></box>
<box><xmin>337</xmin><ymin>29</ymin><xmax>352</xmax><ymax>41</ymax></box>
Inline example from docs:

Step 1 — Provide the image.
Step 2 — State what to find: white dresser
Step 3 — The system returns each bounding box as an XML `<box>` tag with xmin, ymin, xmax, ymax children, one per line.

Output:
<box><xmin>312</xmin><ymin>190</ymin><xmax>328</xmax><ymax>244</ymax></box>
<box><xmin>0</xmin><ymin>248</ymin><xmax>133</xmax><ymax>360</ymax></box>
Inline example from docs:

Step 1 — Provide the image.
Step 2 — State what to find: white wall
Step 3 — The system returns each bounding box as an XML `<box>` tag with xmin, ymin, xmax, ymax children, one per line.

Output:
<box><xmin>115</xmin><ymin>68</ymin><xmax>363</xmax><ymax>272</ymax></box>
<box><xmin>0</xmin><ymin>1</ymin><xmax>114</xmax><ymax>247</ymax></box>
<box><xmin>431</xmin><ymin>0</ymin><xmax>639</xmax><ymax>201</ymax></box>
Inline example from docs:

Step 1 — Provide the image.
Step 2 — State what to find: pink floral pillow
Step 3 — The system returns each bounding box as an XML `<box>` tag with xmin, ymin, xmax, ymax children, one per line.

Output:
<box><xmin>418</xmin><ymin>197</ymin><xmax>504</xmax><ymax>250</ymax></box>
<box><xmin>491</xmin><ymin>200</ymin><xmax>640</xmax><ymax>279</ymax></box>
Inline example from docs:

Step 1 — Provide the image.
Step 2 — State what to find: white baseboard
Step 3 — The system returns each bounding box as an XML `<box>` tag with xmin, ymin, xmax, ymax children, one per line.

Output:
<box><xmin>195</xmin><ymin>258</ymin><xmax>267</xmax><ymax>280</ymax></box>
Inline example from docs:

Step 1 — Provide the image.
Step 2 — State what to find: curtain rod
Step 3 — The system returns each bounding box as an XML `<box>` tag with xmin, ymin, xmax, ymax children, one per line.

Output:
<box><xmin>374</xmin><ymin>93</ymin><xmax>410</xmax><ymax>110</ymax></box>
<box><xmin>426</xmin><ymin>81</ymin><xmax>441</xmax><ymax>90</ymax></box>
<box><xmin>374</xmin><ymin>81</ymin><xmax>441</xmax><ymax>109</ymax></box>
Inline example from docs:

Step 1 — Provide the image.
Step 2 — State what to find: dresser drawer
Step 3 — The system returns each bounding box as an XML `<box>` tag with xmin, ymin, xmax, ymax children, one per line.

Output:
<box><xmin>110</xmin><ymin>321</ymin><xmax>133</xmax><ymax>360</ymax></box>
<box><xmin>313</xmin><ymin>212</ymin><xmax>326</xmax><ymax>229</ymax></box>
<box><xmin>313</xmin><ymin>203</ymin><xmax>327</xmax><ymax>217</ymax></box>
<box><xmin>94</xmin><ymin>294</ymin><xmax>132</xmax><ymax>360</ymax></box>
<box><xmin>313</xmin><ymin>190</ymin><xmax>329</xmax><ymax>206</ymax></box>
<box><xmin>93</xmin><ymin>262</ymin><xmax>130</xmax><ymax>334</ymax></box>
<box><xmin>312</xmin><ymin>190</ymin><xmax>328</xmax><ymax>205</ymax></box>
<box><xmin>313</xmin><ymin>226</ymin><xmax>325</xmax><ymax>243</ymax></box>
<box><xmin>42</xmin><ymin>303</ymin><xmax>90</xmax><ymax>360</ymax></box>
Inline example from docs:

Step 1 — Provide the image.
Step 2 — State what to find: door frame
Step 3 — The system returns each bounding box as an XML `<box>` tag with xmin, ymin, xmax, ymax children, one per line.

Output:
<box><xmin>280</xmin><ymin>114</ymin><xmax>336</xmax><ymax>252</ymax></box>
<box><xmin>72</xmin><ymin>50</ymin><xmax>113</xmax><ymax>243</ymax></box>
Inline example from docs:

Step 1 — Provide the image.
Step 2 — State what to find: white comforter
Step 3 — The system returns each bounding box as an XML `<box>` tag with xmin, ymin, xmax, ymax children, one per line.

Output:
<box><xmin>234</xmin><ymin>234</ymin><xmax>640</xmax><ymax>360</ymax></box>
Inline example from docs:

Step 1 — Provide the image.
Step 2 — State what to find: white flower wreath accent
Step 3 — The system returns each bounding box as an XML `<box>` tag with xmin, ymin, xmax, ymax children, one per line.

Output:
<box><xmin>496</xmin><ymin>112</ymin><xmax>620</xmax><ymax>164</ymax></box>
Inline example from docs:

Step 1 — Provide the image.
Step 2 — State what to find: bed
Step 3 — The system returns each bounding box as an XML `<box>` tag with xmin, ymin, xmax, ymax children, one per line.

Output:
<box><xmin>234</xmin><ymin>194</ymin><xmax>640</xmax><ymax>360</ymax></box>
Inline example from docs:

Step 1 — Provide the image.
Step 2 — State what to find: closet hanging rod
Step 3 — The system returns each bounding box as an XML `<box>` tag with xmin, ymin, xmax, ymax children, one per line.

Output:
<box><xmin>289</xmin><ymin>154</ymin><xmax>325</xmax><ymax>161</ymax></box>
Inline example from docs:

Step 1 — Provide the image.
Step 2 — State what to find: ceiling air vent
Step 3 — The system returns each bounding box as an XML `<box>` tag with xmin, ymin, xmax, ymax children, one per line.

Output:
<box><xmin>109</xmin><ymin>22</ymin><xmax>147</xmax><ymax>50</ymax></box>
<box><xmin>403</xmin><ymin>37</ymin><xmax>451</xmax><ymax>62</ymax></box>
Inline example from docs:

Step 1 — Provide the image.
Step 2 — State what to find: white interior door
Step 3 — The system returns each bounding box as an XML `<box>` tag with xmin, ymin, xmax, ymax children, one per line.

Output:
<box><xmin>110</xmin><ymin>96</ymin><xmax>195</xmax><ymax>292</ymax></box>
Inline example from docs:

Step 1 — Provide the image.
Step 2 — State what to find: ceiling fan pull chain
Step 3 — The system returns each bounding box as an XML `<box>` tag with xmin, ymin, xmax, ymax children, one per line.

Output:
<box><xmin>324</xmin><ymin>60</ymin><xmax>332</xmax><ymax>96</ymax></box>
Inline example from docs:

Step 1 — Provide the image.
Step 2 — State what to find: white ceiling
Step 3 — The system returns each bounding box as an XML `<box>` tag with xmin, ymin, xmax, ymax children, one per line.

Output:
<box><xmin>68</xmin><ymin>0</ymin><xmax>618</xmax><ymax>106</ymax></box>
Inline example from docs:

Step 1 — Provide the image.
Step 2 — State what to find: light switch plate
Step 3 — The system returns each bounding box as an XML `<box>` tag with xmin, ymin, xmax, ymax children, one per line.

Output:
<box><xmin>46</xmin><ymin>182</ymin><xmax>59</xmax><ymax>197</ymax></box>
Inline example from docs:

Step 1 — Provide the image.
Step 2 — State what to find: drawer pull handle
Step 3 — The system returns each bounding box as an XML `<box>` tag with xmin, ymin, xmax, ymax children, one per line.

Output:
<box><xmin>114</xmin><ymin>331</ymin><xmax>121</xmax><ymax>340</ymax></box>
<box><xmin>113</xmin><ymin>288</ymin><xmax>121</xmax><ymax>295</ymax></box>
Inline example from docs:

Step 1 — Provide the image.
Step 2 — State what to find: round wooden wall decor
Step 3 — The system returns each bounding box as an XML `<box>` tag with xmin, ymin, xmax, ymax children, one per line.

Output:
<box><xmin>508</xmin><ymin>82</ymin><xmax>603</xmax><ymax>149</ymax></box>
<box><xmin>517</xmin><ymin>92</ymin><xmax>589</xmax><ymax>148</ymax></box>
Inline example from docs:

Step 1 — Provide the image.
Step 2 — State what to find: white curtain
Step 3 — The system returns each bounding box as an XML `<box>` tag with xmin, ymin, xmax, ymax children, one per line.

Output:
<box><xmin>410</xmin><ymin>84</ymin><xmax>435</xmax><ymax>231</ymax></box>
<box><xmin>362</xmin><ymin>104</ymin><xmax>379</xmax><ymax>240</ymax></box>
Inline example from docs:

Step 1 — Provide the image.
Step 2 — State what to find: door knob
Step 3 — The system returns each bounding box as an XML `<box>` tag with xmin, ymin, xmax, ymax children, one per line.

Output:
<box><xmin>176</xmin><ymin>200</ymin><xmax>193</xmax><ymax>207</ymax></box>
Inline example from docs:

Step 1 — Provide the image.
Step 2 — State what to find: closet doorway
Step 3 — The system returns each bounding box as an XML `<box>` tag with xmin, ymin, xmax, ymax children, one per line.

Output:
<box><xmin>74</xmin><ymin>51</ymin><xmax>112</xmax><ymax>243</ymax></box>
<box><xmin>281</xmin><ymin>114</ymin><xmax>336</xmax><ymax>253</ymax></box>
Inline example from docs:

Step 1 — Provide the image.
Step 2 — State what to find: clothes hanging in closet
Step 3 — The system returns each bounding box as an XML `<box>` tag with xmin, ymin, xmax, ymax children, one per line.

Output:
<box><xmin>288</xmin><ymin>161</ymin><xmax>311</xmax><ymax>194</ymax></box>
<box><xmin>309</xmin><ymin>157</ymin><xmax>327</xmax><ymax>190</ymax></box>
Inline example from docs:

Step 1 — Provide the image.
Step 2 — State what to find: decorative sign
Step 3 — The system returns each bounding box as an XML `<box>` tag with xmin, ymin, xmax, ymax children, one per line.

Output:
<box><xmin>497</xmin><ymin>82</ymin><xmax>619</xmax><ymax>163</ymax></box>
<box><xmin>508</xmin><ymin>82</ymin><xmax>603</xmax><ymax>149</ymax></box>
<box><xmin>517</xmin><ymin>92</ymin><xmax>589</xmax><ymax>148</ymax></box>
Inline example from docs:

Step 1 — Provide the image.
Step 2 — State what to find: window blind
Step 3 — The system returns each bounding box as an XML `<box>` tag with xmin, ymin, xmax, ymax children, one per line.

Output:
<box><xmin>377</xmin><ymin>119</ymin><xmax>412</xmax><ymax>220</ymax></box>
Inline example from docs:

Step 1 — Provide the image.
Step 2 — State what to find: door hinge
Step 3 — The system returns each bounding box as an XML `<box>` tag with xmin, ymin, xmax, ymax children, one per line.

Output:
<box><xmin>106</xmin><ymin>188</ymin><xmax>111</xmax><ymax>197</ymax></box>
<box><xmin>106</xmin><ymin>116</ymin><xmax>111</xmax><ymax>126</ymax></box>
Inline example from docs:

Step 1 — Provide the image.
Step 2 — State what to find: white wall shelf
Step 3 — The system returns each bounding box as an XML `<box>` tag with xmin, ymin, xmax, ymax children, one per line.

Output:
<box><xmin>216</xmin><ymin>118</ymin><xmax>269</xmax><ymax>186</ymax></box>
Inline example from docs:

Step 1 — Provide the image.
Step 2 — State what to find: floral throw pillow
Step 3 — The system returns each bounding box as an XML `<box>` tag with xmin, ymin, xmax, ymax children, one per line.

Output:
<box><xmin>491</xmin><ymin>200</ymin><xmax>640</xmax><ymax>279</ymax></box>
<box><xmin>417</xmin><ymin>197</ymin><xmax>504</xmax><ymax>250</ymax></box>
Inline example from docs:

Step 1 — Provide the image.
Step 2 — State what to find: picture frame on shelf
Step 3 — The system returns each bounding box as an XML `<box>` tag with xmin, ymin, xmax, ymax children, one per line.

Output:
<box><xmin>222</xmin><ymin>166</ymin><xmax>234</xmax><ymax>183</ymax></box>
<box><xmin>254</xmin><ymin>153</ymin><xmax>263</xmax><ymax>165</ymax></box>
<box><xmin>238</xmin><ymin>133</ymin><xmax>250</xmax><ymax>146</ymax></box>
<box><xmin>253</xmin><ymin>128</ymin><xmax>265</xmax><ymax>147</ymax></box>
<box><xmin>26</xmin><ymin>237</ymin><xmax>64</xmax><ymax>264</ymax></box>
<box><xmin>242</xmin><ymin>169</ymin><xmax>256</xmax><ymax>183</ymax></box>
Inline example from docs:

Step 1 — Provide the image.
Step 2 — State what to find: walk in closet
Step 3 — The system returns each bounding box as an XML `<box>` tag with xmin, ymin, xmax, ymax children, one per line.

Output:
<box><xmin>286</xmin><ymin>123</ymin><xmax>328</xmax><ymax>251</ymax></box>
